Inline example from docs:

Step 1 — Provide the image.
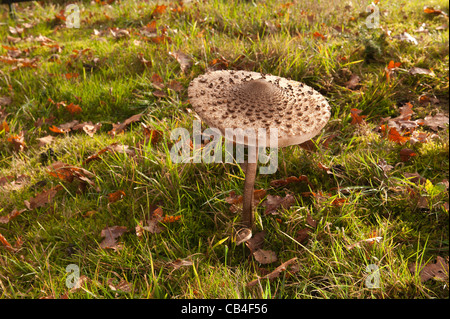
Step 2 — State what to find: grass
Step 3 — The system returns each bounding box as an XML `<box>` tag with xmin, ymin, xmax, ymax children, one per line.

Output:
<box><xmin>0</xmin><ymin>0</ymin><xmax>448</xmax><ymax>299</ymax></box>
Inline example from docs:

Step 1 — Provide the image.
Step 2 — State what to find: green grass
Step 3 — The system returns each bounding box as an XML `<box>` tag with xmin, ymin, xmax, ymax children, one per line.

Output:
<box><xmin>0</xmin><ymin>0</ymin><xmax>448</xmax><ymax>299</ymax></box>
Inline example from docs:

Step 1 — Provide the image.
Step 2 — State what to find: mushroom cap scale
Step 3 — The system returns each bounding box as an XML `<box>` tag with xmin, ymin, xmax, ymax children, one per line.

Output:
<box><xmin>188</xmin><ymin>70</ymin><xmax>331</xmax><ymax>147</ymax></box>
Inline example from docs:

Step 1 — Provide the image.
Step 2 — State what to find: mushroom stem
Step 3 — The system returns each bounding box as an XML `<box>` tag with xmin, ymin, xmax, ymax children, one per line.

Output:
<box><xmin>242</xmin><ymin>146</ymin><xmax>258</xmax><ymax>229</ymax></box>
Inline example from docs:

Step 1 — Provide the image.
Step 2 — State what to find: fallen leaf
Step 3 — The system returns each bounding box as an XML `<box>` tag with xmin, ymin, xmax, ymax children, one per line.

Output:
<box><xmin>151</xmin><ymin>4</ymin><xmax>167</xmax><ymax>16</ymax></box>
<box><xmin>409</xmin><ymin>256</ymin><xmax>449</xmax><ymax>282</ymax></box>
<box><xmin>346</xmin><ymin>236</ymin><xmax>383</xmax><ymax>250</ymax></box>
<box><xmin>0</xmin><ymin>208</ymin><xmax>26</xmax><ymax>224</ymax></box>
<box><xmin>423</xmin><ymin>6</ymin><xmax>448</xmax><ymax>17</ymax></box>
<box><xmin>24</xmin><ymin>185</ymin><xmax>62</xmax><ymax>210</ymax></box>
<box><xmin>107</xmin><ymin>278</ymin><xmax>132</xmax><ymax>293</ymax></box>
<box><xmin>422</xmin><ymin>113</ymin><xmax>449</xmax><ymax>131</ymax></box>
<box><xmin>264</xmin><ymin>194</ymin><xmax>296</xmax><ymax>215</ymax></box>
<box><xmin>141</xmin><ymin>123</ymin><xmax>162</xmax><ymax>144</ymax></box>
<box><xmin>169</xmin><ymin>50</ymin><xmax>193</xmax><ymax>73</ymax></box>
<box><xmin>0</xmin><ymin>96</ymin><xmax>12</xmax><ymax>106</ymax></box>
<box><xmin>253</xmin><ymin>249</ymin><xmax>277</xmax><ymax>264</ymax></box>
<box><xmin>108</xmin><ymin>190</ymin><xmax>125</xmax><ymax>203</ymax></box>
<box><xmin>0</xmin><ymin>232</ymin><xmax>15</xmax><ymax>252</ymax></box>
<box><xmin>99</xmin><ymin>226</ymin><xmax>128</xmax><ymax>250</ymax></box>
<box><xmin>0</xmin><ymin>120</ymin><xmax>9</xmax><ymax>133</ymax></box>
<box><xmin>37</xmin><ymin>135</ymin><xmax>55</xmax><ymax>147</ymax></box>
<box><xmin>270</xmin><ymin>175</ymin><xmax>312</xmax><ymax>188</ymax></box>
<box><xmin>47</xmin><ymin>162</ymin><xmax>96</xmax><ymax>189</ymax></box>
<box><xmin>108</xmin><ymin>113</ymin><xmax>143</xmax><ymax>137</ymax></box>
<box><xmin>137</xmin><ymin>52</ymin><xmax>152</xmax><ymax>67</ymax></box>
<box><xmin>65</xmin><ymin>102</ymin><xmax>82</xmax><ymax>114</ymax></box>
<box><xmin>399</xmin><ymin>148</ymin><xmax>417</xmax><ymax>162</ymax></box>
<box><xmin>393</xmin><ymin>32</ymin><xmax>418</xmax><ymax>45</ymax></box>
<box><xmin>409</xmin><ymin>67</ymin><xmax>435</xmax><ymax>76</ymax></box>
<box><xmin>7</xmin><ymin>131</ymin><xmax>26</xmax><ymax>152</ymax></box>
<box><xmin>350</xmin><ymin>108</ymin><xmax>367</xmax><ymax>125</ymax></box>
<box><xmin>345</xmin><ymin>74</ymin><xmax>361</xmax><ymax>90</ymax></box>
<box><xmin>312</xmin><ymin>31</ymin><xmax>326</xmax><ymax>40</ymax></box>
<box><xmin>136</xmin><ymin>207</ymin><xmax>164</xmax><ymax>235</ymax></box>
<box><xmin>246</xmin><ymin>257</ymin><xmax>298</xmax><ymax>287</ymax></box>
<box><xmin>295</xmin><ymin>228</ymin><xmax>311</xmax><ymax>244</ymax></box>
<box><xmin>246</xmin><ymin>230</ymin><xmax>266</xmax><ymax>252</ymax></box>
<box><xmin>168</xmin><ymin>258</ymin><xmax>194</xmax><ymax>270</ymax></box>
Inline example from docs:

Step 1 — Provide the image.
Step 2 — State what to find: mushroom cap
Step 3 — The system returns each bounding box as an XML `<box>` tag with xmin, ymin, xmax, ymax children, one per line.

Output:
<box><xmin>188</xmin><ymin>70</ymin><xmax>331</xmax><ymax>147</ymax></box>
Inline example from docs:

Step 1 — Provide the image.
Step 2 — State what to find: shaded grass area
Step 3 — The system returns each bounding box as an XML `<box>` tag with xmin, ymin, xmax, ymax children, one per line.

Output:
<box><xmin>0</xmin><ymin>0</ymin><xmax>448</xmax><ymax>298</ymax></box>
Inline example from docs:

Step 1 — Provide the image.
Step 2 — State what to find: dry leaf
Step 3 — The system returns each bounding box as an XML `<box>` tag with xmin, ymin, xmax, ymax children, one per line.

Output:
<box><xmin>246</xmin><ymin>230</ymin><xmax>266</xmax><ymax>252</ymax></box>
<box><xmin>24</xmin><ymin>185</ymin><xmax>62</xmax><ymax>210</ymax></box>
<box><xmin>107</xmin><ymin>278</ymin><xmax>132</xmax><ymax>293</ymax></box>
<box><xmin>253</xmin><ymin>249</ymin><xmax>277</xmax><ymax>264</ymax></box>
<box><xmin>345</xmin><ymin>74</ymin><xmax>361</xmax><ymax>90</ymax></box>
<box><xmin>136</xmin><ymin>207</ymin><xmax>164</xmax><ymax>235</ymax></box>
<box><xmin>0</xmin><ymin>208</ymin><xmax>26</xmax><ymax>224</ymax></box>
<box><xmin>264</xmin><ymin>194</ymin><xmax>295</xmax><ymax>215</ymax></box>
<box><xmin>409</xmin><ymin>67</ymin><xmax>435</xmax><ymax>76</ymax></box>
<box><xmin>108</xmin><ymin>190</ymin><xmax>125</xmax><ymax>203</ymax></box>
<box><xmin>168</xmin><ymin>258</ymin><xmax>194</xmax><ymax>270</ymax></box>
<box><xmin>99</xmin><ymin>226</ymin><xmax>128</xmax><ymax>250</ymax></box>
<box><xmin>399</xmin><ymin>148</ymin><xmax>417</xmax><ymax>162</ymax></box>
<box><xmin>246</xmin><ymin>257</ymin><xmax>298</xmax><ymax>287</ymax></box>
<box><xmin>169</xmin><ymin>50</ymin><xmax>193</xmax><ymax>73</ymax></box>
<box><xmin>0</xmin><ymin>232</ymin><xmax>15</xmax><ymax>252</ymax></box>
<box><xmin>270</xmin><ymin>175</ymin><xmax>312</xmax><ymax>188</ymax></box>
<box><xmin>350</xmin><ymin>108</ymin><xmax>367</xmax><ymax>125</ymax></box>
<box><xmin>37</xmin><ymin>135</ymin><xmax>55</xmax><ymax>147</ymax></box>
<box><xmin>422</xmin><ymin>113</ymin><xmax>449</xmax><ymax>131</ymax></box>
<box><xmin>7</xmin><ymin>131</ymin><xmax>26</xmax><ymax>152</ymax></box>
<box><xmin>108</xmin><ymin>113</ymin><xmax>143</xmax><ymax>137</ymax></box>
<box><xmin>409</xmin><ymin>256</ymin><xmax>449</xmax><ymax>282</ymax></box>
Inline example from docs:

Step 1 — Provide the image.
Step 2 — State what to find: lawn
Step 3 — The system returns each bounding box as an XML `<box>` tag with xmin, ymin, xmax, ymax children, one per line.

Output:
<box><xmin>0</xmin><ymin>0</ymin><xmax>448</xmax><ymax>299</ymax></box>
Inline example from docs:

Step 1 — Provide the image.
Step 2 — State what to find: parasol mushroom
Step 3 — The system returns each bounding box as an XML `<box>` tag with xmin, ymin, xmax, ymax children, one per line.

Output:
<box><xmin>188</xmin><ymin>70</ymin><xmax>331</xmax><ymax>229</ymax></box>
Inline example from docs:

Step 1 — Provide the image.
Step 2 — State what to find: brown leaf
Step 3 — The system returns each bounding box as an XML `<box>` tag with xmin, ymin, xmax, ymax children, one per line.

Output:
<box><xmin>270</xmin><ymin>175</ymin><xmax>312</xmax><ymax>188</ymax></box>
<box><xmin>409</xmin><ymin>67</ymin><xmax>435</xmax><ymax>76</ymax></box>
<box><xmin>423</xmin><ymin>7</ymin><xmax>448</xmax><ymax>17</ymax></box>
<box><xmin>24</xmin><ymin>185</ymin><xmax>62</xmax><ymax>210</ymax></box>
<box><xmin>37</xmin><ymin>135</ymin><xmax>55</xmax><ymax>147</ymax></box>
<box><xmin>107</xmin><ymin>278</ymin><xmax>132</xmax><ymax>293</ymax></box>
<box><xmin>0</xmin><ymin>96</ymin><xmax>12</xmax><ymax>106</ymax></box>
<box><xmin>72</xmin><ymin>121</ymin><xmax>102</xmax><ymax>137</ymax></box>
<box><xmin>47</xmin><ymin>162</ymin><xmax>96</xmax><ymax>188</ymax></box>
<box><xmin>65</xmin><ymin>103</ymin><xmax>82</xmax><ymax>114</ymax></box>
<box><xmin>168</xmin><ymin>258</ymin><xmax>194</xmax><ymax>270</ymax></box>
<box><xmin>306</xmin><ymin>212</ymin><xmax>317</xmax><ymax>228</ymax></box>
<box><xmin>295</xmin><ymin>228</ymin><xmax>311</xmax><ymax>244</ymax></box>
<box><xmin>253</xmin><ymin>249</ymin><xmax>277</xmax><ymax>264</ymax></box>
<box><xmin>169</xmin><ymin>50</ymin><xmax>193</xmax><ymax>73</ymax></box>
<box><xmin>108</xmin><ymin>113</ymin><xmax>143</xmax><ymax>137</ymax></box>
<box><xmin>246</xmin><ymin>257</ymin><xmax>298</xmax><ymax>287</ymax></box>
<box><xmin>422</xmin><ymin>113</ymin><xmax>449</xmax><ymax>131</ymax></box>
<box><xmin>246</xmin><ymin>230</ymin><xmax>266</xmax><ymax>252</ymax></box>
<box><xmin>99</xmin><ymin>226</ymin><xmax>128</xmax><ymax>250</ymax></box>
<box><xmin>0</xmin><ymin>208</ymin><xmax>26</xmax><ymax>224</ymax></box>
<box><xmin>409</xmin><ymin>256</ymin><xmax>449</xmax><ymax>282</ymax></box>
<box><xmin>108</xmin><ymin>190</ymin><xmax>125</xmax><ymax>203</ymax></box>
<box><xmin>136</xmin><ymin>207</ymin><xmax>165</xmax><ymax>235</ymax></box>
<box><xmin>7</xmin><ymin>131</ymin><xmax>26</xmax><ymax>152</ymax></box>
<box><xmin>142</xmin><ymin>123</ymin><xmax>162</xmax><ymax>144</ymax></box>
<box><xmin>350</xmin><ymin>108</ymin><xmax>367</xmax><ymax>125</ymax></box>
<box><xmin>344</xmin><ymin>74</ymin><xmax>361</xmax><ymax>90</ymax></box>
<box><xmin>0</xmin><ymin>232</ymin><xmax>15</xmax><ymax>252</ymax></box>
<box><xmin>399</xmin><ymin>148</ymin><xmax>417</xmax><ymax>162</ymax></box>
<box><xmin>264</xmin><ymin>194</ymin><xmax>295</xmax><ymax>215</ymax></box>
